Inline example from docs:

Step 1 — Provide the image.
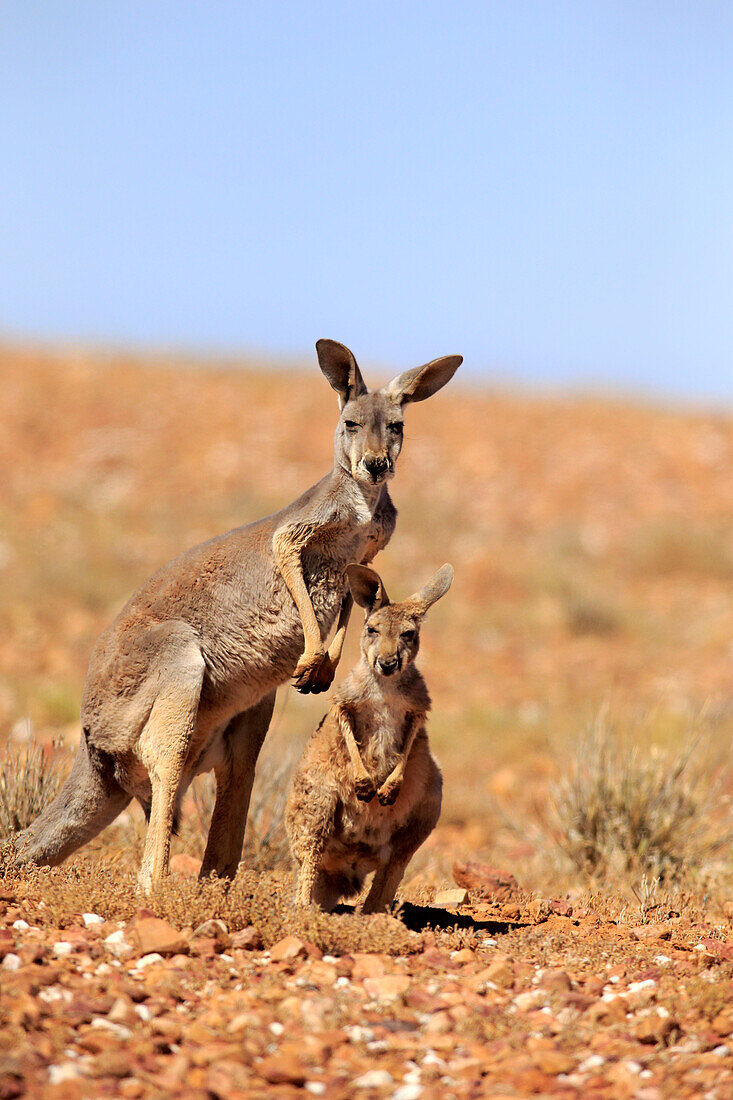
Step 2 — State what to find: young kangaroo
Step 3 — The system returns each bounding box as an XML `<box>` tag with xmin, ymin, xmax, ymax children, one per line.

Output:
<box><xmin>13</xmin><ymin>341</ymin><xmax>461</xmax><ymax>892</ymax></box>
<box><xmin>286</xmin><ymin>562</ymin><xmax>452</xmax><ymax>913</ymax></box>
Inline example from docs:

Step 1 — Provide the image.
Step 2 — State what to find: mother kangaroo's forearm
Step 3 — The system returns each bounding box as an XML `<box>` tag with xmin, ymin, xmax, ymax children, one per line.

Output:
<box><xmin>272</xmin><ymin>521</ymin><xmax>324</xmax><ymax>656</ymax></box>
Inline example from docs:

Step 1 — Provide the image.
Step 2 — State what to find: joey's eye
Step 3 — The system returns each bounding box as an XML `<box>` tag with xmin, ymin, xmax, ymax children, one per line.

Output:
<box><xmin>366</xmin><ymin>625</ymin><xmax>378</xmax><ymax>636</ymax></box>
<box><xmin>400</xmin><ymin>629</ymin><xmax>416</xmax><ymax>641</ymax></box>
<box><xmin>387</xmin><ymin>421</ymin><xmax>403</xmax><ymax>433</ymax></box>
<box><xmin>344</xmin><ymin>420</ymin><xmax>359</xmax><ymax>431</ymax></box>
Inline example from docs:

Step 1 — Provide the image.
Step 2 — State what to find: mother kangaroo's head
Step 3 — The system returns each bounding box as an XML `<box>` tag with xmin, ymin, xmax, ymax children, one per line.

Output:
<box><xmin>316</xmin><ymin>340</ymin><xmax>462</xmax><ymax>489</ymax></box>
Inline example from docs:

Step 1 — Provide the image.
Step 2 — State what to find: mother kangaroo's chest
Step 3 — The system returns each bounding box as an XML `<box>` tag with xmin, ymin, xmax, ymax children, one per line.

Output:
<box><xmin>302</xmin><ymin>510</ymin><xmax>376</xmax><ymax>625</ymax></box>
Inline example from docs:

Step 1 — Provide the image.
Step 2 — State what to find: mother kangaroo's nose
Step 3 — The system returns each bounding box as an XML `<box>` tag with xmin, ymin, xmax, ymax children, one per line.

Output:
<box><xmin>364</xmin><ymin>454</ymin><xmax>389</xmax><ymax>478</ymax></box>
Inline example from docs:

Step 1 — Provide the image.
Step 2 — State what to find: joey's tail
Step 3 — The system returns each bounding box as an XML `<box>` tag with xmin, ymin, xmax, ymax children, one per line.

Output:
<box><xmin>11</xmin><ymin>731</ymin><xmax>131</xmax><ymax>868</ymax></box>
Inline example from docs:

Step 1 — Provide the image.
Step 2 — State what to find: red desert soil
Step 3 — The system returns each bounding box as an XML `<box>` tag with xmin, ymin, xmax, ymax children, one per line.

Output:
<box><xmin>1</xmin><ymin>342</ymin><xmax>732</xmax><ymax>1098</ymax></box>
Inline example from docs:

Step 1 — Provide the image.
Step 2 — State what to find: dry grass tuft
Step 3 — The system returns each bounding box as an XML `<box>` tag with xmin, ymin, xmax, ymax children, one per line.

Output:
<box><xmin>551</xmin><ymin>716</ymin><xmax>731</xmax><ymax>885</ymax></box>
<box><xmin>0</xmin><ymin>861</ymin><xmax>424</xmax><ymax>955</ymax></box>
<box><xmin>0</xmin><ymin>733</ymin><xmax>66</xmax><ymax>838</ymax></box>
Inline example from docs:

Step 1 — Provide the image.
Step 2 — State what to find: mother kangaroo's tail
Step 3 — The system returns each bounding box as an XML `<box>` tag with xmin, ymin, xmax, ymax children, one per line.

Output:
<box><xmin>11</xmin><ymin>731</ymin><xmax>131</xmax><ymax>868</ymax></box>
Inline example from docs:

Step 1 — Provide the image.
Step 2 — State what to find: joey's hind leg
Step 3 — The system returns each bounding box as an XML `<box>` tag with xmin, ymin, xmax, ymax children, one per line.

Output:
<box><xmin>361</xmin><ymin>856</ymin><xmax>410</xmax><ymax>916</ymax></box>
<box><xmin>294</xmin><ymin>839</ymin><xmax>327</xmax><ymax>907</ymax></box>
<box><xmin>362</xmin><ymin>782</ymin><xmax>442</xmax><ymax>914</ymax></box>
<box><xmin>137</xmin><ymin>643</ymin><xmax>205</xmax><ymax>893</ymax></box>
<box><xmin>288</xmin><ymin>780</ymin><xmax>338</xmax><ymax>907</ymax></box>
<box><xmin>200</xmin><ymin>691</ymin><xmax>276</xmax><ymax>880</ymax></box>
<box><xmin>312</xmin><ymin>868</ymin><xmax>363</xmax><ymax>912</ymax></box>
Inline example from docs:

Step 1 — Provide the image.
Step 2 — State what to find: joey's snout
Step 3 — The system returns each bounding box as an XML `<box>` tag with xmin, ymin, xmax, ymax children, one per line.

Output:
<box><xmin>376</xmin><ymin>655</ymin><xmax>400</xmax><ymax>676</ymax></box>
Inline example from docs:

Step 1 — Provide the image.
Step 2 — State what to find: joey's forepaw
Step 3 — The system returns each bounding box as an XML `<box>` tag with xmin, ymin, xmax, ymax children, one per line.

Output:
<box><xmin>377</xmin><ymin>781</ymin><xmax>401</xmax><ymax>806</ymax></box>
<box><xmin>354</xmin><ymin>776</ymin><xmax>376</xmax><ymax>802</ymax></box>
<box><xmin>292</xmin><ymin>649</ymin><xmax>328</xmax><ymax>694</ymax></box>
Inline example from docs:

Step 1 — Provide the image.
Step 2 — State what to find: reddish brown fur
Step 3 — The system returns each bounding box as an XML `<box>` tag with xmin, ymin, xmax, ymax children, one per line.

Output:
<box><xmin>286</xmin><ymin>564</ymin><xmax>452</xmax><ymax>912</ymax></box>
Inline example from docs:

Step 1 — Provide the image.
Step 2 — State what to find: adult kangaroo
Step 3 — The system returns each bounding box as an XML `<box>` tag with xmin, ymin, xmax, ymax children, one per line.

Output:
<box><xmin>14</xmin><ymin>340</ymin><xmax>462</xmax><ymax>891</ymax></box>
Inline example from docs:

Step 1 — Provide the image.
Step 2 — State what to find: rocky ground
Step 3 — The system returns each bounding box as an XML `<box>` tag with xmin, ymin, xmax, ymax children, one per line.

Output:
<box><xmin>2</xmin><ymin>860</ymin><xmax>733</xmax><ymax>1099</ymax></box>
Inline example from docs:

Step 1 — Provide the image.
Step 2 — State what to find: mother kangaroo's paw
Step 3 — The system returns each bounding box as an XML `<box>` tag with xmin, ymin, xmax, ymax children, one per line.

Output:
<box><xmin>292</xmin><ymin>647</ymin><xmax>332</xmax><ymax>694</ymax></box>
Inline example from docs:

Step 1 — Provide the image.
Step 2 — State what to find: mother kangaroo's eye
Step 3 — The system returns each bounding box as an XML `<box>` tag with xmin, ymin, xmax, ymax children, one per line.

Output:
<box><xmin>344</xmin><ymin>420</ymin><xmax>359</xmax><ymax>431</ymax></box>
<box><xmin>387</xmin><ymin>421</ymin><xmax>403</xmax><ymax>433</ymax></box>
<box><xmin>400</xmin><ymin>629</ymin><xmax>416</xmax><ymax>641</ymax></box>
<box><xmin>366</xmin><ymin>625</ymin><xmax>378</xmax><ymax>636</ymax></box>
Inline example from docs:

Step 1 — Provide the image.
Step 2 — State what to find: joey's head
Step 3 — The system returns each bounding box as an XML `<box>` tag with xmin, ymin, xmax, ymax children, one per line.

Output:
<box><xmin>316</xmin><ymin>340</ymin><xmax>462</xmax><ymax>490</ymax></box>
<box><xmin>346</xmin><ymin>563</ymin><xmax>454</xmax><ymax>679</ymax></box>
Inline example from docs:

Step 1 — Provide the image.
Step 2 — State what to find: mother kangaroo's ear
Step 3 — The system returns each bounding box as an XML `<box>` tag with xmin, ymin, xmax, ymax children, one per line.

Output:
<box><xmin>408</xmin><ymin>564</ymin><xmax>454</xmax><ymax>615</ymax></box>
<box><xmin>316</xmin><ymin>339</ymin><xmax>368</xmax><ymax>409</ymax></box>
<box><xmin>383</xmin><ymin>354</ymin><xmax>462</xmax><ymax>405</ymax></box>
<box><xmin>346</xmin><ymin>564</ymin><xmax>391</xmax><ymax>613</ymax></box>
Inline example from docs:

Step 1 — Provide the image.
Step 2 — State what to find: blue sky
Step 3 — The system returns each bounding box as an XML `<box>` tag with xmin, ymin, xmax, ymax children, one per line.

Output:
<box><xmin>1</xmin><ymin>2</ymin><xmax>731</xmax><ymax>400</ymax></box>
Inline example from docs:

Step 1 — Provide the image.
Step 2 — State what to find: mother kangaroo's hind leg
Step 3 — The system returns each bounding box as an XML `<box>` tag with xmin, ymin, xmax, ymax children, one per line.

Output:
<box><xmin>199</xmin><ymin>690</ymin><xmax>276</xmax><ymax>881</ymax></box>
<box><xmin>136</xmin><ymin>639</ymin><xmax>205</xmax><ymax>893</ymax></box>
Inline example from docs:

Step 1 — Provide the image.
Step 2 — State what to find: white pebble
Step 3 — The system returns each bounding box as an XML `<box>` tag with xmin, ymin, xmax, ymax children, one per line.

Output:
<box><xmin>48</xmin><ymin>1064</ymin><xmax>80</xmax><ymax>1085</ymax></box>
<box><xmin>136</xmin><ymin>952</ymin><xmax>164</xmax><ymax>968</ymax></box>
<box><xmin>39</xmin><ymin>987</ymin><xmax>72</xmax><ymax>1005</ymax></box>
<box><xmin>305</xmin><ymin>1084</ymin><xmax>326</xmax><ymax>1096</ymax></box>
<box><xmin>90</xmin><ymin>1018</ymin><xmax>132</xmax><ymax>1039</ymax></box>
<box><xmin>53</xmin><ymin>942</ymin><xmax>74</xmax><ymax>957</ymax></box>
<box><xmin>103</xmin><ymin>930</ymin><xmax>132</xmax><ymax>958</ymax></box>
<box><xmin>345</xmin><ymin>1026</ymin><xmax>374</xmax><ymax>1043</ymax></box>
<box><xmin>393</xmin><ymin>1086</ymin><xmax>423</xmax><ymax>1100</ymax></box>
<box><xmin>578</xmin><ymin>1054</ymin><xmax>605</xmax><ymax>1072</ymax></box>
<box><xmin>353</xmin><ymin>1070</ymin><xmax>394</xmax><ymax>1089</ymax></box>
<box><xmin>628</xmin><ymin>979</ymin><xmax>657</xmax><ymax>994</ymax></box>
<box><xmin>82</xmin><ymin>913</ymin><xmax>104</xmax><ymax>927</ymax></box>
<box><xmin>269</xmin><ymin>1022</ymin><xmax>285</xmax><ymax>1036</ymax></box>
<box><xmin>2</xmin><ymin>954</ymin><xmax>20</xmax><ymax>971</ymax></box>
<box><xmin>12</xmin><ymin>919</ymin><xmax>29</xmax><ymax>931</ymax></box>
<box><xmin>712</xmin><ymin>1045</ymin><xmax>731</xmax><ymax>1057</ymax></box>
<box><xmin>513</xmin><ymin>989</ymin><xmax>546</xmax><ymax>1011</ymax></box>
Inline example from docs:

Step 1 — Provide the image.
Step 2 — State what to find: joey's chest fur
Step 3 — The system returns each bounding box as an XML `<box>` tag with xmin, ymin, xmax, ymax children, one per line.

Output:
<box><xmin>351</xmin><ymin>696</ymin><xmax>412</xmax><ymax>784</ymax></box>
<box><xmin>327</xmin><ymin>725</ymin><xmax>431</xmax><ymax>864</ymax></box>
<box><xmin>328</xmin><ymin>684</ymin><xmax>430</xmax><ymax>855</ymax></box>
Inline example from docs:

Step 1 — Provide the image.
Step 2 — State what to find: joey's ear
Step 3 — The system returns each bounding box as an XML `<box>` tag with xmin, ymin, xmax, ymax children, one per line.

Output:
<box><xmin>316</xmin><ymin>339</ymin><xmax>368</xmax><ymax>409</ymax></box>
<box><xmin>384</xmin><ymin>355</ymin><xmax>462</xmax><ymax>405</ymax></box>
<box><xmin>409</xmin><ymin>564</ymin><xmax>454</xmax><ymax>615</ymax></box>
<box><xmin>346</xmin><ymin>564</ymin><xmax>390</xmax><ymax>612</ymax></box>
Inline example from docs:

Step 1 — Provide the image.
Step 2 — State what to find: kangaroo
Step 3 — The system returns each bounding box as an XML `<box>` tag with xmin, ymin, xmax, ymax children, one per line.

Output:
<box><xmin>286</xmin><ymin>562</ymin><xmax>452</xmax><ymax>913</ymax></box>
<box><xmin>13</xmin><ymin>341</ymin><xmax>462</xmax><ymax>892</ymax></box>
